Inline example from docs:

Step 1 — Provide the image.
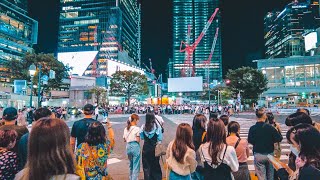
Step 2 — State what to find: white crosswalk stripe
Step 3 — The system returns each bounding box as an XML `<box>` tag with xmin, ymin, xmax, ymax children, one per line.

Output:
<box><xmin>163</xmin><ymin>115</ymin><xmax>291</xmax><ymax>172</ymax></box>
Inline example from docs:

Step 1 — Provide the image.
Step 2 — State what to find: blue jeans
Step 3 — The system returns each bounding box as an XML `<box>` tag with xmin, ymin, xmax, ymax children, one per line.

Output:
<box><xmin>127</xmin><ymin>142</ymin><xmax>140</xmax><ymax>180</ymax></box>
<box><xmin>169</xmin><ymin>170</ymin><xmax>191</xmax><ymax>180</ymax></box>
<box><xmin>254</xmin><ymin>153</ymin><xmax>274</xmax><ymax>180</ymax></box>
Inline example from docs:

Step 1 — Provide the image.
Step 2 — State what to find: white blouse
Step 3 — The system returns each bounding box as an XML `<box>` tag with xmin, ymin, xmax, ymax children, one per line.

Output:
<box><xmin>123</xmin><ymin>126</ymin><xmax>140</xmax><ymax>143</ymax></box>
<box><xmin>199</xmin><ymin>143</ymin><xmax>239</xmax><ymax>173</ymax></box>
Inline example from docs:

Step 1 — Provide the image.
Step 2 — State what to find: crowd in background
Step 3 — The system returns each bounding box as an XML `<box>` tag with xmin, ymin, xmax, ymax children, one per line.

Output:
<box><xmin>0</xmin><ymin>103</ymin><xmax>319</xmax><ymax>180</ymax></box>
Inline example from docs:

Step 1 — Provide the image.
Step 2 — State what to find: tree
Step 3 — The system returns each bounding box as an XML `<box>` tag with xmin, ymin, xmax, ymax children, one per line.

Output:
<box><xmin>225</xmin><ymin>67</ymin><xmax>268</xmax><ymax>103</ymax></box>
<box><xmin>110</xmin><ymin>71</ymin><xmax>148</xmax><ymax>106</ymax></box>
<box><xmin>4</xmin><ymin>53</ymin><xmax>70</xmax><ymax>92</ymax></box>
<box><xmin>201</xmin><ymin>86</ymin><xmax>233</xmax><ymax>105</ymax></box>
<box><xmin>90</xmin><ymin>87</ymin><xmax>107</xmax><ymax>107</ymax></box>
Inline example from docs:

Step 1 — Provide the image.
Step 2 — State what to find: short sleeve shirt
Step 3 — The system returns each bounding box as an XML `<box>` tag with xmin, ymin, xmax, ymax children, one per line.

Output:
<box><xmin>123</xmin><ymin>126</ymin><xmax>140</xmax><ymax>143</ymax></box>
<box><xmin>226</xmin><ymin>136</ymin><xmax>249</xmax><ymax>163</ymax></box>
<box><xmin>0</xmin><ymin>149</ymin><xmax>18</xmax><ymax>179</ymax></box>
<box><xmin>71</xmin><ymin>118</ymin><xmax>96</xmax><ymax>146</ymax></box>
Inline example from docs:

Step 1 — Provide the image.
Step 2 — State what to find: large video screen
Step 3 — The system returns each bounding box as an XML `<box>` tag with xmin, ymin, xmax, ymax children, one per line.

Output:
<box><xmin>168</xmin><ymin>77</ymin><xmax>203</xmax><ymax>92</ymax></box>
<box><xmin>57</xmin><ymin>51</ymin><xmax>98</xmax><ymax>76</ymax></box>
<box><xmin>305</xmin><ymin>32</ymin><xmax>317</xmax><ymax>52</ymax></box>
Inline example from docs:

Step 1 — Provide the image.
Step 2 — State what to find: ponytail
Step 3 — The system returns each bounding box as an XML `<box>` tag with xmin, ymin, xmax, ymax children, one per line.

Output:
<box><xmin>127</xmin><ymin>117</ymin><xmax>132</xmax><ymax>130</ymax></box>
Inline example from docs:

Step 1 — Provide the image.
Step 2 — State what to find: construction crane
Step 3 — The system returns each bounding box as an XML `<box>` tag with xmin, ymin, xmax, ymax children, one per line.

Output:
<box><xmin>180</xmin><ymin>8</ymin><xmax>219</xmax><ymax>77</ymax></box>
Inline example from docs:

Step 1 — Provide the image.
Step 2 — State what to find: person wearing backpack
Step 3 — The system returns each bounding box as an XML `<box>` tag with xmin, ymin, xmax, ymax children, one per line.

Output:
<box><xmin>123</xmin><ymin>114</ymin><xmax>141</xmax><ymax>180</ymax></box>
<box><xmin>140</xmin><ymin>113</ymin><xmax>163</xmax><ymax>180</ymax></box>
<box><xmin>227</xmin><ymin>121</ymin><xmax>250</xmax><ymax>180</ymax></box>
<box><xmin>199</xmin><ymin>119</ymin><xmax>239</xmax><ymax>180</ymax></box>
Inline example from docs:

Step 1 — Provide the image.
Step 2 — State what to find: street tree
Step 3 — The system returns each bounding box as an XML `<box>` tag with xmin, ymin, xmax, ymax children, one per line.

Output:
<box><xmin>110</xmin><ymin>70</ymin><xmax>148</xmax><ymax>106</ymax></box>
<box><xmin>201</xmin><ymin>86</ymin><xmax>233</xmax><ymax>105</ymax></box>
<box><xmin>225</xmin><ymin>67</ymin><xmax>268</xmax><ymax>103</ymax></box>
<box><xmin>90</xmin><ymin>87</ymin><xmax>107</xmax><ymax>107</ymax></box>
<box><xmin>4</xmin><ymin>53</ymin><xmax>70</xmax><ymax>92</ymax></box>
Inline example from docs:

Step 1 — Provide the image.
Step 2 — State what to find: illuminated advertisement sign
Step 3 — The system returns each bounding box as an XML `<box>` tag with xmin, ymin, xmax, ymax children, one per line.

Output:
<box><xmin>305</xmin><ymin>32</ymin><xmax>318</xmax><ymax>52</ymax></box>
<box><xmin>57</xmin><ymin>51</ymin><xmax>98</xmax><ymax>76</ymax></box>
<box><xmin>107</xmin><ymin>60</ymin><xmax>144</xmax><ymax>76</ymax></box>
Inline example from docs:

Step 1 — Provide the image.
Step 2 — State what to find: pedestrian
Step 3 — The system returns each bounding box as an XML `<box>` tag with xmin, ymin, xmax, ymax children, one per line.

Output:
<box><xmin>140</xmin><ymin>113</ymin><xmax>163</xmax><ymax>180</ymax></box>
<box><xmin>226</xmin><ymin>121</ymin><xmax>250</xmax><ymax>180</ymax></box>
<box><xmin>18</xmin><ymin>107</ymin><xmax>54</xmax><ymax>169</ymax></box>
<box><xmin>248</xmin><ymin>108</ymin><xmax>283</xmax><ymax>180</ymax></box>
<box><xmin>15</xmin><ymin>118</ymin><xmax>79</xmax><ymax>180</ymax></box>
<box><xmin>266</xmin><ymin>112</ymin><xmax>282</xmax><ymax>159</ymax></box>
<box><xmin>199</xmin><ymin>119</ymin><xmax>239</xmax><ymax>180</ymax></box>
<box><xmin>285</xmin><ymin>112</ymin><xmax>316</xmax><ymax>171</ymax></box>
<box><xmin>192</xmin><ymin>114</ymin><xmax>208</xmax><ymax>151</ymax></box>
<box><xmin>275</xmin><ymin>124</ymin><xmax>320</xmax><ymax>180</ymax></box>
<box><xmin>16</xmin><ymin>110</ymin><xmax>27</xmax><ymax>127</ymax></box>
<box><xmin>0</xmin><ymin>130</ymin><xmax>18</xmax><ymax>179</ymax></box>
<box><xmin>166</xmin><ymin>123</ymin><xmax>197</xmax><ymax>179</ymax></box>
<box><xmin>0</xmin><ymin>107</ymin><xmax>28</xmax><ymax>154</ymax></box>
<box><xmin>95</xmin><ymin>106</ymin><xmax>99</xmax><ymax>120</ymax></box>
<box><xmin>76</xmin><ymin>121</ymin><xmax>114</xmax><ymax>179</ymax></box>
<box><xmin>70</xmin><ymin>104</ymin><xmax>96</xmax><ymax>153</ymax></box>
<box><xmin>123</xmin><ymin>114</ymin><xmax>141</xmax><ymax>180</ymax></box>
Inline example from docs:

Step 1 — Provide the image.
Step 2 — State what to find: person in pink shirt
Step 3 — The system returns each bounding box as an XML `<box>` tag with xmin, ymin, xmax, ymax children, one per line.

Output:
<box><xmin>226</xmin><ymin>121</ymin><xmax>251</xmax><ymax>180</ymax></box>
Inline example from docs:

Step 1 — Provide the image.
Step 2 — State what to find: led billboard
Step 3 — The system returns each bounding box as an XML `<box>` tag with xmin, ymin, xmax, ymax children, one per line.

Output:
<box><xmin>305</xmin><ymin>32</ymin><xmax>317</xmax><ymax>52</ymax></box>
<box><xmin>168</xmin><ymin>77</ymin><xmax>203</xmax><ymax>92</ymax></box>
<box><xmin>57</xmin><ymin>51</ymin><xmax>98</xmax><ymax>76</ymax></box>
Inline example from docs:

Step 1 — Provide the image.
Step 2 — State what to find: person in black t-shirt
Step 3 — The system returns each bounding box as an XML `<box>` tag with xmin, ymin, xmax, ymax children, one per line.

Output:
<box><xmin>248</xmin><ymin>108</ymin><xmax>282</xmax><ymax>180</ymax></box>
<box><xmin>70</xmin><ymin>104</ymin><xmax>96</xmax><ymax>153</ymax></box>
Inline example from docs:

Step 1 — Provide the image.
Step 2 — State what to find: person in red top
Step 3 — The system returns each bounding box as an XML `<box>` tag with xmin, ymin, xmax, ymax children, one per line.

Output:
<box><xmin>226</xmin><ymin>121</ymin><xmax>250</xmax><ymax>180</ymax></box>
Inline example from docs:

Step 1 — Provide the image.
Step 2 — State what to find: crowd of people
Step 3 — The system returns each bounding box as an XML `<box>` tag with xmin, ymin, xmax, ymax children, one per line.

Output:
<box><xmin>0</xmin><ymin>103</ymin><xmax>319</xmax><ymax>180</ymax></box>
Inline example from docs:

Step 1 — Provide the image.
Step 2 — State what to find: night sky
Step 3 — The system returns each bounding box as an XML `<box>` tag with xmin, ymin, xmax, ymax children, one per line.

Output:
<box><xmin>27</xmin><ymin>0</ymin><xmax>292</xmax><ymax>78</ymax></box>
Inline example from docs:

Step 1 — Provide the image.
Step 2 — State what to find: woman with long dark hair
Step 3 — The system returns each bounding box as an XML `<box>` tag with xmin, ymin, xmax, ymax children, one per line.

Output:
<box><xmin>15</xmin><ymin>118</ymin><xmax>79</xmax><ymax>180</ymax></box>
<box><xmin>199</xmin><ymin>119</ymin><xmax>239</xmax><ymax>180</ymax></box>
<box><xmin>76</xmin><ymin>121</ymin><xmax>114</xmax><ymax>179</ymax></box>
<box><xmin>140</xmin><ymin>113</ymin><xmax>163</xmax><ymax>180</ymax></box>
<box><xmin>123</xmin><ymin>114</ymin><xmax>140</xmax><ymax>180</ymax></box>
<box><xmin>166</xmin><ymin>123</ymin><xmax>197</xmax><ymax>179</ymax></box>
<box><xmin>226</xmin><ymin>121</ymin><xmax>250</xmax><ymax>180</ymax></box>
<box><xmin>276</xmin><ymin>124</ymin><xmax>320</xmax><ymax>180</ymax></box>
<box><xmin>192</xmin><ymin>114</ymin><xmax>207</xmax><ymax>151</ymax></box>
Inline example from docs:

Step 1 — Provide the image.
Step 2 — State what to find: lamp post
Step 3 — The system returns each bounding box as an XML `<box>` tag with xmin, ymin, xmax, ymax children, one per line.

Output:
<box><xmin>29</xmin><ymin>64</ymin><xmax>36</xmax><ymax>107</ymax></box>
<box><xmin>37</xmin><ymin>64</ymin><xmax>42</xmax><ymax>107</ymax></box>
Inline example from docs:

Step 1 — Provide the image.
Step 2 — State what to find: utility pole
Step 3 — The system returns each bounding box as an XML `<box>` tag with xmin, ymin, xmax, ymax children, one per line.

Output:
<box><xmin>37</xmin><ymin>64</ymin><xmax>42</xmax><ymax>107</ymax></box>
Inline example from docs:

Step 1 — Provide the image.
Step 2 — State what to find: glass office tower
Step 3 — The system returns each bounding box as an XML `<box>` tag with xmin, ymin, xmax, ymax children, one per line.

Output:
<box><xmin>172</xmin><ymin>0</ymin><xmax>222</xmax><ymax>82</ymax></box>
<box><xmin>264</xmin><ymin>1</ymin><xmax>320</xmax><ymax>58</ymax></box>
<box><xmin>0</xmin><ymin>0</ymin><xmax>38</xmax><ymax>82</ymax></box>
<box><xmin>58</xmin><ymin>0</ymin><xmax>140</xmax><ymax>76</ymax></box>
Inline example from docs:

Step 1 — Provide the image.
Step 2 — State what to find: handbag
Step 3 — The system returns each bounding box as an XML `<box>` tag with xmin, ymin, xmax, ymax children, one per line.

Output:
<box><xmin>155</xmin><ymin>143</ymin><xmax>166</xmax><ymax>157</ymax></box>
<box><xmin>75</xmin><ymin>155</ymin><xmax>86</xmax><ymax>180</ymax></box>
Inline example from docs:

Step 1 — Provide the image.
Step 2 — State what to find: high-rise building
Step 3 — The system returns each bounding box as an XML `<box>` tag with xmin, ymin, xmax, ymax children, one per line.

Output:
<box><xmin>58</xmin><ymin>0</ymin><xmax>141</xmax><ymax>77</ymax></box>
<box><xmin>171</xmin><ymin>0</ymin><xmax>222</xmax><ymax>82</ymax></box>
<box><xmin>264</xmin><ymin>1</ymin><xmax>320</xmax><ymax>58</ymax></box>
<box><xmin>0</xmin><ymin>0</ymin><xmax>38</xmax><ymax>82</ymax></box>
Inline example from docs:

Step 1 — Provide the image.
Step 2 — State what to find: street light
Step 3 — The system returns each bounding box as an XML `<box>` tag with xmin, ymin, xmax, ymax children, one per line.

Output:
<box><xmin>29</xmin><ymin>64</ymin><xmax>36</xmax><ymax>107</ymax></box>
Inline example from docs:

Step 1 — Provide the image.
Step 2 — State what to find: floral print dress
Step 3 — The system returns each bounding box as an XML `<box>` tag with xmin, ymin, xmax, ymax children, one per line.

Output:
<box><xmin>76</xmin><ymin>142</ymin><xmax>112</xmax><ymax>180</ymax></box>
<box><xmin>0</xmin><ymin>149</ymin><xmax>18</xmax><ymax>180</ymax></box>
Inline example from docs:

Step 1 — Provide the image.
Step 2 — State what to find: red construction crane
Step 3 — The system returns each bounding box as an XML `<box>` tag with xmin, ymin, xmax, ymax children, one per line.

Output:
<box><xmin>204</xmin><ymin>25</ymin><xmax>219</xmax><ymax>65</ymax></box>
<box><xmin>180</xmin><ymin>8</ymin><xmax>219</xmax><ymax>77</ymax></box>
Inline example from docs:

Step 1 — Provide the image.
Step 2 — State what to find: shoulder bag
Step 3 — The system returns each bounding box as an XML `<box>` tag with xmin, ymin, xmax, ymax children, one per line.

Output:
<box><xmin>155</xmin><ymin>143</ymin><xmax>166</xmax><ymax>157</ymax></box>
<box><xmin>155</xmin><ymin>118</ymin><xmax>164</xmax><ymax>133</ymax></box>
<box><xmin>75</xmin><ymin>144</ymin><xmax>86</xmax><ymax>180</ymax></box>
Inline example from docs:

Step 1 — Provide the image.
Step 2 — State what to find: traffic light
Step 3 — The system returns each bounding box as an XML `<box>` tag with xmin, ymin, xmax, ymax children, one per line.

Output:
<box><xmin>302</xmin><ymin>92</ymin><xmax>306</xmax><ymax>98</ymax></box>
<box><xmin>225</xmin><ymin>79</ymin><xmax>231</xmax><ymax>85</ymax></box>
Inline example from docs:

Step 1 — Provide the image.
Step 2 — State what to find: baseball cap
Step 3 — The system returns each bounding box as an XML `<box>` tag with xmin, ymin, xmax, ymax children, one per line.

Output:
<box><xmin>83</xmin><ymin>104</ymin><xmax>94</xmax><ymax>112</ymax></box>
<box><xmin>3</xmin><ymin>107</ymin><xmax>18</xmax><ymax>121</ymax></box>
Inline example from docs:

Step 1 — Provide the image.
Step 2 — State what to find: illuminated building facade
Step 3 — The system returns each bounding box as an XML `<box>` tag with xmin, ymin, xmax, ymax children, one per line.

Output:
<box><xmin>58</xmin><ymin>0</ymin><xmax>140</xmax><ymax>77</ymax></box>
<box><xmin>256</xmin><ymin>56</ymin><xmax>320</xmax><ymax>98</ymax></box>
<box><xmin>0</xmin><ymin>0</ymin><xmax>38</xmax><ymax>82</ymax></box>
<box><xmin>264</xmin><ymin>1</ymin><xmax>320</xmax><ymax>58</ymax></box>
<box><xmin>171</xmin><ymin>0</ymin><xmax>222</xmax><ymax>82</ymax></box>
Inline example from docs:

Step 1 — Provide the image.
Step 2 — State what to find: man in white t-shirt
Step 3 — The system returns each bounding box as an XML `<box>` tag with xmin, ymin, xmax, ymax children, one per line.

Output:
<box><xmin>154</xmin><ymin>107</ymin><xmax>164</xmax><ymax>127</ymax></box>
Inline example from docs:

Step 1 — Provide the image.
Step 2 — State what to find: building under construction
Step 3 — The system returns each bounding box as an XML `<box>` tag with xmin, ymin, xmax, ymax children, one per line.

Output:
<box><xmin>169</xmin><ymin>0</ymin><xmax>222</xmax><ymax>82</ymax></box>
<box><xmin>57</xmin><ymin>0</ymin><xmax>141</xmax><ymax>77</ymax></box>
